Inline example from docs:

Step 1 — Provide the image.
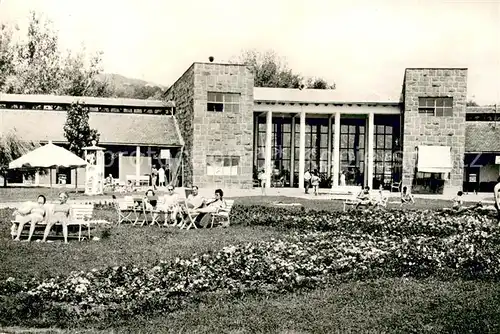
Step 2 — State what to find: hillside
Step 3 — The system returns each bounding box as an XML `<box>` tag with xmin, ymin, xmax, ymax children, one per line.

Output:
<box><xmin>98</xmin><ymin>73</ymin><xmax>167</xmax><ymax>100</ymax></box>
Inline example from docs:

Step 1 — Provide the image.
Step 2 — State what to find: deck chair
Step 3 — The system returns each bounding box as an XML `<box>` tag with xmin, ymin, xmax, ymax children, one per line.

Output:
<box><xmin>374</xmin><ymin>194</ymin><xmax>389</xmax><ymax>208</ymax></box>
<box><xmin>113</xmin><ymin>195</ymin><xmax>135</xmax><ymax>225</ymax></box>
<box><xmin>210</xmin><ymin>199</ymin><xmax>235</xmax><ymax>228</ymax></box>
<box><xmin>343</xmin><ymin>194</ymin><xmax>360</xmax><ymax>212</ymax></box>
<box><xmin>391</xmin><ymin>181</ymin><xmax>402</xmax><ymax>193</ymax></box>
<box><xmin>179</xmin><ymin>199</ymin><xmax>199</xmax><ymax>230</ymax></box>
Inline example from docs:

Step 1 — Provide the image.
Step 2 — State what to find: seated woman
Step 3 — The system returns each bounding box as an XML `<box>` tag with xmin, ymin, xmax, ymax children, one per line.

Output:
<box><xmin>13</xmin><ymin>195</ymin><xmax>47</xmax><ymax>242</ymax></box>
<box><xmin>159</xmin><ymin>186</ymin><xmax>181</xmax><ymax>226</ymax></box>
<box><xmin>401</xmin><ymin>186</ymin><xmax>415</xmax><ymax>205</ymax></box>
<box><xmin>42</xmin><ymin>192</ymin><xmax>71</xmax><ymax>244</ymax></box>
<box><xmin>355</xmin><ymin>186</ymin><xmax>372</xmax><ymax>209</ymax></box>
<box><xmin>194</xmin><ymin>188</ymin><xmax>227</xmax><ymax>228</ymax></box>
<box><xmin>452</xmin><ymin>191</ymin><xmax>464</xmax><ymax>211</ymax></box>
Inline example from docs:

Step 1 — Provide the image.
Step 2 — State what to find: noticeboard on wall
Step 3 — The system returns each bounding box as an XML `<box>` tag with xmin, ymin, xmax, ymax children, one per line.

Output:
<box><xmin>469</xmin><ymin>174</ymin><xmax>477</xmax><ymax>183</ymax></box>
<box><xmin>495</xmin><ymin>156</ymin><xmax>500</xmax><ymax>164</ymax></box>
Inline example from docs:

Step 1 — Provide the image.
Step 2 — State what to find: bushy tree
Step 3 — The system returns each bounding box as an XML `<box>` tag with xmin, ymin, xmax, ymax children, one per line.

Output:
<box><xmin>0</xmin><ymin>11</ymin><xmax>110</xmax><ymax>97</ymax></box>
<box><xmin>63</xmin><ymin>103</ymin><xmax>100</xmax><ymax>157</ymax></box>
<box><xmin>467</xmin><ymin>100</ymin><xmax>479</xmax><ymax>107</ymax></box>
<box><xmin>0</xmin><ymin>131</ymin><xmax>39</xmax><ymax>186</ymax></box>
<box><xmin>235</xmin><ymin>49</ymin><xmax>334</xmax><ymax>89</ymax></box>
<box><xmin>306</xmin><ymin>77</ymin><xmax>336</xmax><ymax>90</ymax></box>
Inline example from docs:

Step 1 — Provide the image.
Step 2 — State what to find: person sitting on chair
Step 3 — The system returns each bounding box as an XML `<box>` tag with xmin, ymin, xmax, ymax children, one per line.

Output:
<box><xmin>187</xmin><ymin>186</ymin><xmax>205</xmax><ymax>209</ymax></box>
<box><xmin>160</xmin><ymin>186</ymin><xmax>181</xmax><ymax>226</ymax></box>
<box><xmin>355</xmin><ymin>186</ymin><xmax>372</xmax><ymax>209</ymax></box>
<box><xmin>452</xmin><ymin>191</ymin><xmax>464</xmax><ymax>211</ymax></box>
<box><xmin>401</xmin><ymin>186</ymin><xmax>415</xmax><ymax>205</ymax></box>
<box><xmin>13</xmin><ymin>195</ymin><xmax>47</xmax><ymax>242</ymax></box>
<box><xmin>195</xmin><ymin>189</ymin><xmax>226</xmax><ymax>228</ymax></box>
<box><xmin>42</xmin><ymin>192</ymin><xmax>71</xmax><ymax>244</ymax></box>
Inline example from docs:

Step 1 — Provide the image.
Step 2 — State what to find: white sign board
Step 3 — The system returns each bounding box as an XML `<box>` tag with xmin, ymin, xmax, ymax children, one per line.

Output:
<box><xmin>160</xmin><ymin>149</ymin><xmax>171</xmax><ymax>159</ymax></box>
<box><xmin>495</xmin><ymin>156</ymin><xmax>500</xmax><ymax>164</ymax></box>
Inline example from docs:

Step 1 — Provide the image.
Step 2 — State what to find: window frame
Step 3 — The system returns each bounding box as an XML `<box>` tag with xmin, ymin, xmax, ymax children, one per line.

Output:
<box><xmin>206</xmin><ymin>155</ymin><xmax>240</xmax><ymax>176</ymax></box>
<box><xmin>418</xmin><ymin>97</ymin><xmax>453</xmax><ymax>116</ymax></box>
<box><xmin>207</xmin><ymin>92</ymin><xmax>241</xmax><ymax>113</ymax></box>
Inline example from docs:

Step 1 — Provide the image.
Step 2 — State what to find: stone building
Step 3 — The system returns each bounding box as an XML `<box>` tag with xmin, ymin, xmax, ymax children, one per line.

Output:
<box><xmin>1</xmin><ymin>61</ymin><xmax>498</xmax><ymax>194</ymax></box>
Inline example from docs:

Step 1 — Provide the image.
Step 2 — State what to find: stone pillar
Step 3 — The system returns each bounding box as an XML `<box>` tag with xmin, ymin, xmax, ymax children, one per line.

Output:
<box><xmin>332</xmin><ymin>111</ymin><xmax>341</xmax><ymax>187</ymax></box>
<box><xmin>265</xmin><ymin>111</ymin><xmax>273</xmax><ymax>188</ymax></box>
<box><xmin>367</xmin><ymin>112</ymin><xmax>375</xmax><ymax>189</ymax></box>
<box><xmin>290</xmin><ymin>116</ymin><xmax>296</xmax><ymax>187</ymax></box>
<box><xmin>135</xmin><ymin>146</ymin><xmax>140</xmax><ymax>186</ymax></box>
<box><xmin>298</xmin><ymin>109</ymin><xmax>306</xmax><ymax>189</ymax></box>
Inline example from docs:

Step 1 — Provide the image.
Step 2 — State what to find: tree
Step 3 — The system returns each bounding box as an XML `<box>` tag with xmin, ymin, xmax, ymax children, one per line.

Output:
<box><xmin>306</xmin><ymin>77</ymin><xmax>336</xmax><ymax>90</ymax></box>
<box><xmin>63</xmin><ymin>103</ymin><xmax>100</xmax><ymax>157</ymax></box>
<box><xmin>1</xmin><ymin>11</ymin><xmax>110</xmax><ymax>97</ymax></box>
<box><xmin>234</xmin><ymin>49</ymin><xmax>334</xmax><ymax>89</ymax></box>
<box><xmin>0</xmin><ymin>130</ymin><xmax>39</xmax><ymax>186</ymax></box>
<box><xmin>467</xmin><ymin>100</ymin><xmax>479</xmax><ymax>107</ymax></box>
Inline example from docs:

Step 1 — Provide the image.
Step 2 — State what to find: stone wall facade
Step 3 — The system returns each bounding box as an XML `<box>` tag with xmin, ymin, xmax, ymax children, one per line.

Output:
<box><xmin>402</xmin><ymin>68</ymin><xmax>467</xmax><ymax>195</ymax></box>
<box><xmin>164</xmin><ymin>65</ymin><xmax>195</xmax><ymax>186</ymax></box>
<box><xmin>191</xmin><ymin>63</ymin><xmax>254</xmax><ymax>188</ymax></box>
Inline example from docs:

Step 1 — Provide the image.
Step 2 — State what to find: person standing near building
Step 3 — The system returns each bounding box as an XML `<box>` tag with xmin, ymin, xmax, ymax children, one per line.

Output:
<box><xmin>494</xmin><ymin>176</ymin><xmax>500</xmax><ymax>222</ymax></box>
<box><xmin>340</xmin><ymin>170</ymin><xmax>346</xmax><ymax>187</ymax></box>
<box><xmin>304</xmin><ymin>169</ymin><xmax>311</xmax><ymax>194</ymax></box>
<box><xmin>151</xmin><ymin>165</ymin><xmax>158</xmax><ymax>190</ymax></box>
<box><xmin>158</xmin><ymin>166</ymin><xmax>165</xmax><ymax>188</ymax></box>
<box><xmin>311</xmin><ymin>170</ymin><xmax>320</xmax><ymax>196</ymax></box>
<box><xmin>165</xmin><ymin>164</ymin><xmax>171</xmax><ymax>184</ymax></box>
<box><xmin>258</xmin><ymin>169</ymin><xmax>266</xmax><ymax>195</ymax></box>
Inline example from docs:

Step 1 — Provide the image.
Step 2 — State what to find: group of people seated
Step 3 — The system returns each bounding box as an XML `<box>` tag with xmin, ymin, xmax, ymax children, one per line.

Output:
<box><xmin>350</xmin><ymin>185</ymin><xmax>415</xmax><ymax>209</ymax></box>
<box><xmin>12</xmin><ymin>192</ymin><xmax>72</xmax><ymax>243</ymax></box>
<box><xmin>140</xmin><ymin>186</ymin><xmax>228</xmax><ymax>228</ymax></box>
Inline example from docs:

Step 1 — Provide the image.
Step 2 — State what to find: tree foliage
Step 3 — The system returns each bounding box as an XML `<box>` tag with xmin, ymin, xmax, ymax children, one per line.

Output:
<box><xmin>63</xmin><ymin>103</ymin><xmax>100</xmax><ymax>157</ymax></box>
<box><xmin>235</xmin><ymin>49</ymin><xmax>335</xmax><ymax>90</ymax></box>
<box><xmin>0</xmin><ymin>130</ymin><xmax>40</xmax><ymax>186</ymax></box>
<box><xmin>467</xmin><ymin>100</ymin><xmax>479</xmax><ymax>107</ymax></box>
<box><xmin>0</xmin><ymin>11</ymin><xmax>110</xmax><ymax>97</ymax></box>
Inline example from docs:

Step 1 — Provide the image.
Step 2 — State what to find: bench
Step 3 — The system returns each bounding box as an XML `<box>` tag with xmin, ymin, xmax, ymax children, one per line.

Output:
<box><xmin>126</xmin><ymin>175</ymin><xmax>150</xmax><ymax>186</ymax></box>
<box><xmin>11</xmin><ymin>204</ymin><xmax>97</xmax><ymax>241</ymax></box>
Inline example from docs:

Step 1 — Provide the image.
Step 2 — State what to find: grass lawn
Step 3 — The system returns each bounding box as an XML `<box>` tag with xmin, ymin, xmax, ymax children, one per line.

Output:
<box><xmin>1</xmin><ymin>193</ymin><xmax>499</xmax><ymax>332</ymax></box>
<box><xmin>3</xmin><ymin>278</ymin><xmax>499</xmax><ymax>333</ymax></box>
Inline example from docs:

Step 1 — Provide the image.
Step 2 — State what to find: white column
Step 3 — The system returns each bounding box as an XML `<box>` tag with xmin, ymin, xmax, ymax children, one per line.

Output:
<box><xmin>332</xmin><ymin>111</ymin><xmax>341</xmax><ymax>187</ymax></box>
<box><xmin>298</xmin><ymin>109</ymin><xmax>306</xmax><ymax>189</ymax></box>
<box><xmin>327</xmin><ymin>115</ymin><xmax>333</xmax><ymax>181</ymax></box>
<box><xmin>367</xmin><ymin>112</ymin><xmax>375</xmax><ymax>189</ymax></box>
<box><xmin>135</xmin><ymin>146</ymin><xmax>140</xmax><ymax>186</ymax></box>
<box><xmin>265</xmin><ymin>111</ymin><xmax>273</xmax><ymax>188</ymax></box>
<box><xmin>290</xmin><ymin>116</ymin><xmax>296</xmax><ymax>187</ymax></box>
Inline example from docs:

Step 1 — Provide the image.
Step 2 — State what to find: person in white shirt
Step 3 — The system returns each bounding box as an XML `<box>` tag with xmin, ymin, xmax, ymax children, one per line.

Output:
<box><xmin>340</xmin><ymin>170</ymin><xmax>346</xmax><ymax>186</ymax></box>
<box><xmin>304</xmin><ymin>170</ymin><xmax>312</xmax><ymax>194</ymax></box>
<box><xmin>187</xmin><ymin>186</ymin><xmax>205</xmax><ymax>209</ymax></box>
<box><xmin>160</xmin><ymin>186</ymin><xmax>181</xmax><ymax>226</ymax></box>
<box><xmin>158</xmin><ymin>166</ymin><xmax>166</xmax><ymax>188</ymax></box>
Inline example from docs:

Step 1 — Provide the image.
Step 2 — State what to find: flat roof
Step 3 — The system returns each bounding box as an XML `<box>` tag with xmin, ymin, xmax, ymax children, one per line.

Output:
<box><xmin>0</xmin><ymin>93</ymin><xmax>175</xmax><ymax>108</ymax></box>
<box><xmin>253</xmin><ymin>87</ymin><xmax>401</xmax><ymax>104</ymax></box>
<box><xmin>466</xmin><ymin>106</ymin><xmax>499</xmax><ymax>114</ymax></box>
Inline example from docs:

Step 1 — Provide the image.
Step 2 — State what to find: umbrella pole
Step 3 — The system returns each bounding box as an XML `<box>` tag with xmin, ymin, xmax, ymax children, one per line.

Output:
<box><xmin>75</xmin><ymin>168</ymin><xmax>78</xmax><ymax>192</ymax></box>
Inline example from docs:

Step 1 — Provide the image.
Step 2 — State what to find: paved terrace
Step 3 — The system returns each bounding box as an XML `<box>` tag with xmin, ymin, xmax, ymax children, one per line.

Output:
<box><xmin>0</xmin><ymin>187</ymin><xmax>494</xmax><ymax>209</ymax></box>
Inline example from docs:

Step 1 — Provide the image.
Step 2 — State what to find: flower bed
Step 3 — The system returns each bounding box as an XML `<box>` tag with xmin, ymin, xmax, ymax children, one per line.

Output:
<box><xmin>1</xmin><ymin>205</ymin><xmax>499</xmax><ymax>328</ymax></box>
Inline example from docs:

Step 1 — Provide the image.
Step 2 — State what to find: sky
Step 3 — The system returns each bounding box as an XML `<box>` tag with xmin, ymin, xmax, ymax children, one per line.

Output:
<box><xmin>1</xmin><ymin>0</ymin><xmax>499</xmax><ymax>105</ymax></box>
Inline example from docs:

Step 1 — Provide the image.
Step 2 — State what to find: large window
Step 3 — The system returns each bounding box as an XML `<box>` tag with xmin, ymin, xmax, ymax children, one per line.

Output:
<box><xmin>206</xmin><ymin>155</ymin><xmax>240</xmax><ymax>175</ymax></box>
<box><xmin>339</xmin><ymin>119</ymin><xmax>365</xmax><ymax>186</ymax></box>
<box><xmin>294</xmin><ymin>119</ymin><xmax>329</xmax><ymax>174</ymax></box>
<box><xmin>373</xmin><ymin>115</ymin><xmax>401</xmax><ymax>189</ymax></box>
<box><xmin>207</xmin><ymin>92</ymin><xmax>240</xmax><ymax>112</ymax></box>
<box><xmin>418</xmin><ymin>97</ymin><xmax>453</xmax><ymax>116</ymax></box>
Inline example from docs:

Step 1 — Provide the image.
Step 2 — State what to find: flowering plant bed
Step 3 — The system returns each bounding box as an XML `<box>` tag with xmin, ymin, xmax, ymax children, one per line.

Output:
<box><xmin>1</xmin><ymin>205</ymin><xmax>499</xmax><ymax>328</ymax></box>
